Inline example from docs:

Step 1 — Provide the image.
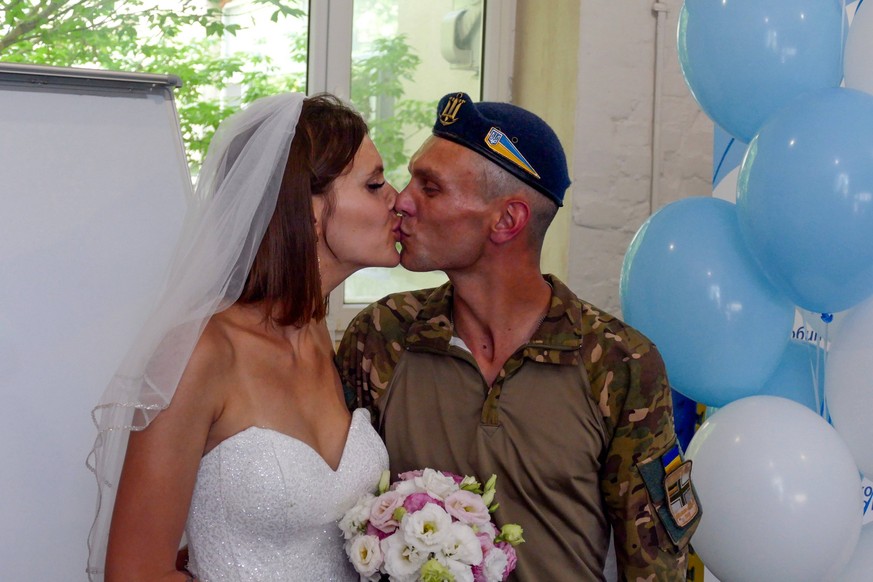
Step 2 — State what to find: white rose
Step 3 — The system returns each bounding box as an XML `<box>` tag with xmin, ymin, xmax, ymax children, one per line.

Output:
<box><xmin>346</xmin><ymin>535</ymin><xmax>383</xmax><ymax>577</ymax></box>
<box><xmin>437</xmin><ymin>557</ymin><xmax>475</xmax><ymax>582</ymax></box>
<box><xmin>339</xmin><ymin>493</ymin><xmax>375</xmax><ymax>540</ymax></box>
<box><xmin>475</xmin><ymin>521</ymin><xmax>497</xmax><ymax>539</ymax></box>
<box><xmin>482</xmin><ymin>547</ymin><xmax>508</xmax><ymax>582</ymax></box>
<box><xmin>401</xmin><ymin>503</ymin><xmax>453</xmax><ymax>553</ymax></box>
<box><xmin>414</xmin><ymin>468</ymin><xmax>459</xmax><ymax>500</ymax></box>
<box><xmin>381</xmin><ymin>533</ymin><xmax>428</xmax><ymax>581</ymax></box>
<box><xmin>444</xmin><ymin>490</ymin><xmax>490</xmax><ymax>526</ymax></box>
<box><xmin>393</xmin><ymin>479</ymin><xmax>421</xmax><ymax>497</ymax></box>
<box><xmin>441</xmin><ymin>522</ymin><xmax>483</xmax><ymax>566</ymax></box>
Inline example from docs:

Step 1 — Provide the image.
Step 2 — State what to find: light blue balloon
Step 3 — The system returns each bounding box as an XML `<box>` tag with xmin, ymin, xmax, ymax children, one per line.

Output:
<box><xmin>678</xmin><ymin>0</ymin><xmax>846</xmax><ymax>143</ymax></box>
<box><xmin>759</xmin><ymin>339</ymin><xmax>826</xmax><ymax>413</ymax></box>
<box><xmin>620</xmin><ymin>197</ymin><xmax>795</xmax><ymax>407</ymax></box>
<box><xmin>737</xmin><ymin>87</ymin><xmax>873</xmax><ymax>314</ymax></box>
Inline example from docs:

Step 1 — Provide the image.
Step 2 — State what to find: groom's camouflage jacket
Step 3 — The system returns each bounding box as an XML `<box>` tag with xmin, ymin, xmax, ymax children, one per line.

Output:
<box><xmin>337</xmin><ymin>274</ymin><xmax>701</xmax><ymax>582</ymax></box>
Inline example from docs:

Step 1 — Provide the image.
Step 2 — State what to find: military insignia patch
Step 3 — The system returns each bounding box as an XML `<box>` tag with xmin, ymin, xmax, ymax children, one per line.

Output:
<box><xmin>664</xmin><ymin>460</ymin><xmax>698</xmax><ymax>527</ymax></box>
<box><xmin>439</xmin><ymin>93</ymin><xmax>466</xmax><ymax>126</ymax></box>
<box><xmin>637</xmin><ymin>441</ymin><xmax>702</xmax><ymax>548</ymax></box>
<box><xmin>483</xmin><ymin>127</ymin><xmax>541</xmax><ymax>178</ymax></box>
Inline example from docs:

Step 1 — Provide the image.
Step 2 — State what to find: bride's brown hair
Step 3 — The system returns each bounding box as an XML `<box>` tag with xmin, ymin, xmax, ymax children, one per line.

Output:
<box><xmin>239</xmin><ymin>93</ymin><xmax>368</xmax><ymax>326</ymax></box>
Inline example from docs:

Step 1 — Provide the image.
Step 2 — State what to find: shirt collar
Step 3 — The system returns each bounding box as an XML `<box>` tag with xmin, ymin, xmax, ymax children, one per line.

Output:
<box><xmin>405</xmin><ymin>274</ymin><xmax>583</xmax><ymax>364</ymax></box>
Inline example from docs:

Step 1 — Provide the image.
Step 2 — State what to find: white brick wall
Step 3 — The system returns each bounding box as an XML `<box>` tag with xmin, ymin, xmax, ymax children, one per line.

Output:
<box><xmin>567</xmin><ymin>0</ymin><xmax>712</xmax><ymax>315</ymax></box>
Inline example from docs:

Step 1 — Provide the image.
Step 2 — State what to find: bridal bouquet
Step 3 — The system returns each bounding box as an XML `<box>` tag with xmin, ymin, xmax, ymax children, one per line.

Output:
<box><xmin>339</xmin><ymin>468</ymin><xmax>524</xmax><ymax>582</ymax></box>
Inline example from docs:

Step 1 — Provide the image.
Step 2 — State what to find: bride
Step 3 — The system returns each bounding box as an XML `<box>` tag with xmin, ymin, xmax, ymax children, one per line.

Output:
<box><xmin>87</xmin><ymin>92</ymin><xmax>400</xmax><ymax>581</ymax></box>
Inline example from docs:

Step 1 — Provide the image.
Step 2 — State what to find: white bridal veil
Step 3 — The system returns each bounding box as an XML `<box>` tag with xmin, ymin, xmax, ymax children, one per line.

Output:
<box><xmin>86</xmin><ymin>92</ymin><xmax>306</xmax><ymax>580</ymax></box>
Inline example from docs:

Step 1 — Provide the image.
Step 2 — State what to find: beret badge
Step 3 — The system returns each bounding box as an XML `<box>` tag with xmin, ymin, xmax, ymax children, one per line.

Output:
<box><xmin>431</xmin><ymin>91</ymin><xmax>570</xmax><ymax>206</ymax></box>
<box><xmin>484</xmin><ymin>127</ymin><xmax>540</xmax><ymax>179</ymax></box>
<box><xmin>438</xmin><ymin>93</ymin><xmax>466</xmax><ymax>126</ymax></box>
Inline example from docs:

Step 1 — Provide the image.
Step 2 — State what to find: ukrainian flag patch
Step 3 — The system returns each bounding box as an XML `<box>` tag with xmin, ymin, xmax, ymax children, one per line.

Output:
<box><xmin>484</xmin><ymin>127</ymin><xmax>541</xmax><ymax>178</ymax></box>
<box><xmin>662</xmin><ymin>444</ymin><xmax>682</xmax><ymax>474</ymax></box>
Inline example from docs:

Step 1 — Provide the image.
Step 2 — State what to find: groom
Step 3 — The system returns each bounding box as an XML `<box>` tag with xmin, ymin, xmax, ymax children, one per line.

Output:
<box><xmin>337</xmin><ymin>92</ymin><xmax>700</xmax><ymax>581</ymax></box>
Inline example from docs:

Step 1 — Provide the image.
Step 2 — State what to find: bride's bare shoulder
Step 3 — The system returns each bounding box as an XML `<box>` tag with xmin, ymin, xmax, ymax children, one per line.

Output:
<box><xmin>205</xmin><ymin>302</ymin><xmax>265</xmax><ymax>341</ymax></box>
<box><xmin>181</xmin><ymin>305</ymin><xmax>260</xmax><ymax>387</ymax></box>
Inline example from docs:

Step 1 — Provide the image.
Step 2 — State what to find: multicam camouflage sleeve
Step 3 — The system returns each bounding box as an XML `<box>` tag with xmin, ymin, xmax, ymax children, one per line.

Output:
<box><xmin>337</xmin><ymin>291</ymin><xmax>419</xmax><ymax>417</ymax></box>
<box><xmin>588</xmin><ymin>323</ymin><xmax>701</xmax><ymax>582</ymax></box>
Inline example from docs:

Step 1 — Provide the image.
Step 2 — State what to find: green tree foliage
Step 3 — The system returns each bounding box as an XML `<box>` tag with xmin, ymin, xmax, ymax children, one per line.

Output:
<box><xmin>351</xmin><ymin>35</ymin><xmax>433</xmax><ymax>185</ymax></box>
<box><xmin>1</xmin><ymin>0</ymin><xmax>430</xmax><ymax>177</ymax></box>
<box><xmin>0</xmin><ymin>0</ymin><xmax>306</xmax><ymax>167</ymax></box>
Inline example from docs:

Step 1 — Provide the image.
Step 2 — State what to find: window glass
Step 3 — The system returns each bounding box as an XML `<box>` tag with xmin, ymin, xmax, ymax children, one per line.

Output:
<box><xmin>344</xmin><ymin>0</ymin><xmax>486</xmax><ymax>304</ymax></box>
<box><xmin>220</xmin><ymin>0</ymin><xmax>309</xmax><ymax>101</ymax></box>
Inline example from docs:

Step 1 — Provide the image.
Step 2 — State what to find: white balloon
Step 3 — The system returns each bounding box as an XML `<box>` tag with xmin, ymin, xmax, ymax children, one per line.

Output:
<box><xmin>845</xmin><ymin>1</ymin><xmax>873</xmax><ymax>95</ymax></box>
<box><xmin>686</xmin><ymin>396</ymin><xmax>861</xmax><ymax>582</ymax></box>
<box><xmin>826</xmin><ymin>295</ymin><xmax>873</xmax><ymax>478</ymax></box>
<box><xmin>835</xmin><ymin>523</ymin><xmax>873</xmax><ymax>581</ymax></box>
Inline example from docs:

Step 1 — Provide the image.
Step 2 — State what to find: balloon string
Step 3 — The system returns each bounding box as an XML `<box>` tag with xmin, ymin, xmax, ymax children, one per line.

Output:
<box><xmin>812</xmin><ymin>327</ymin><xmax>822</xmax><ymax>416</ymax></box>
<box><xmin>801</xmin><ymin>310</ymin><xmax>823</xmax><ymax>416</ymax></box>
<box><xmin>821</xmin><ymin>314</ymin><xmax>831</xmax><ymax>423</ymax></box>
<box><xmin>712</xmin><ymin>136</ymin><xmax>735</xmax><ymax>185</ymax></box>
<box><xmin>841</xmin><ymin>0</ymin><xmax>847</xmax><ymax>83</ymax></box>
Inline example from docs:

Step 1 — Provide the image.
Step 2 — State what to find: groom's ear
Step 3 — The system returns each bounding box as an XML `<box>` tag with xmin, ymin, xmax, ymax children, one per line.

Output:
<box><xmin>490</xmin><ymin>199</ymin><xmax>530</xmax><ymax>245</ymax></box>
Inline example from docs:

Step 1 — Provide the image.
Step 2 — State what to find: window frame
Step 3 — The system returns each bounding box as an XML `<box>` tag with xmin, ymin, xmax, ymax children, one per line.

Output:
<box><xmin>306</xmin><ymin>0</ymin><xmax>517</xmax><ymax>339</ymax></box>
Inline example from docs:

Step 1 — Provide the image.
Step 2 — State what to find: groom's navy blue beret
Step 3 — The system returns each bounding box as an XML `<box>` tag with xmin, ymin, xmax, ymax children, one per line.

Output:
<box><xmin>431</xmin><ymin>92</ymin><xmax>571</xmax><ymax>206</ymax></box>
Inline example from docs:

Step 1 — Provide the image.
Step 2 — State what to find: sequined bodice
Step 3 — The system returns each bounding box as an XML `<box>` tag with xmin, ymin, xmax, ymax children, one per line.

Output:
<box><xmin>185</xmin><ymin>408</ymin><xmax>388</xmax><ymax>581</ymax></box>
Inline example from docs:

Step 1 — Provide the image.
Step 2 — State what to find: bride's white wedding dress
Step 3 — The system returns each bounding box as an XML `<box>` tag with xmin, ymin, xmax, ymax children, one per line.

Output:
<box><xmin>185</xmin><ymin>408</ymin><xmax>388</xmax><ymax>581</ymax></box>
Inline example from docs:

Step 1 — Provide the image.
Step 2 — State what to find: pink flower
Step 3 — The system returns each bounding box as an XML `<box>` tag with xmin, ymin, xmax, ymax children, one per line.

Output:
<box><xmin>369</xmin><ymin>490</ymin><xmax>404</xmax><ymax>533</ymax></box>
<box><xmin>397</xmin><ymin>469</ymin><xmax>424</xmax><ymax>481</ymax></box>
<box><xmin>472</xmin><ymin>545</ymin><xmax>512</xmax><ymax>582</ymax></box>
<box><xmin>496</xmin><ymin>541</ymin><xmax>518</xmax><ymax>578</ymax></box>
<box><xmin>365</xmin><ymin>522</ymin><xmax>390</xmax><ymax>540</ymax></box>
<box><xmin>444</xmin><ymin>490</ymin><xmax>491</xmax><ymax>526</ymax></box>
<box><xmin>471</xmin><ymin>531</ymin><xmax>497</xmax><ymax>581</ymax></box>
<box><xmin>476</xmin><ymin>531</ymin><xmax>495</xmax><ymax>554</ymax></box>
<box><xmin>403</xmin><ymin>492</ymin><xmax>444</xmax><ymax>513</ymax></box>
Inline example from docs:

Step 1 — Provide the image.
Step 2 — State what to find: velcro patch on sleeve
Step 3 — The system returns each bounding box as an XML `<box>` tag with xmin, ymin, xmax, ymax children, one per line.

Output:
<box><xmin>664</xmin><ymin>460</ymin><xmax>698</xmax><ymax>527</ymax></box>
<box><xmin>638</xmin><ymin>442</ymin><xmax>702</xmax><ymax>548</ymax></box>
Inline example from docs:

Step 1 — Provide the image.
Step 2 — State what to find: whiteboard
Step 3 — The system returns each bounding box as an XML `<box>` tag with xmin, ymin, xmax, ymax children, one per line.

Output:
<box><xmin>0</xmin><ymin>64</ymin><xmax>191</xmax><ymax>579</ymax></box>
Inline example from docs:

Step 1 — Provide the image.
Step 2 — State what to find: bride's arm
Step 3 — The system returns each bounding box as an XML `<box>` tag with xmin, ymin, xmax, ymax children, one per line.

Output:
<box><xmin>105</xmin><ymin>328</ymin><xmax>228</xmax><ymax>582</ymax></box>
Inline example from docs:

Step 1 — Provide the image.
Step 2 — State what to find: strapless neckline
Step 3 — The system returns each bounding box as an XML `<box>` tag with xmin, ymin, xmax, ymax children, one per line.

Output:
<box><xmin>186</xmin><ymin>407</ymin><xmax>388</xmax><ymax>581</ymax></box>
<box><xmin>203</xmin><ymin>408</ymin><xmax>366</xmax><ymax>473</ymax></box>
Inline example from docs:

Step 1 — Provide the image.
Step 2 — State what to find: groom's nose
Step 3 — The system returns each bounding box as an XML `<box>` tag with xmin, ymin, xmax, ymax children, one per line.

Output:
<box><xmin>394</xmin><ymin>187</ymin><xmax>415</xmax><ymax>218</ymax></box>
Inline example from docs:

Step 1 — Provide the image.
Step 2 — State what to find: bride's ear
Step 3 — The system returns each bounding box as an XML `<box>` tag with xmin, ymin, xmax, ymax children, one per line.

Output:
<box><xmin>311</xmin><ymin>197</ymin><xmax>325</xmax><ymax>241</ymax></box>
